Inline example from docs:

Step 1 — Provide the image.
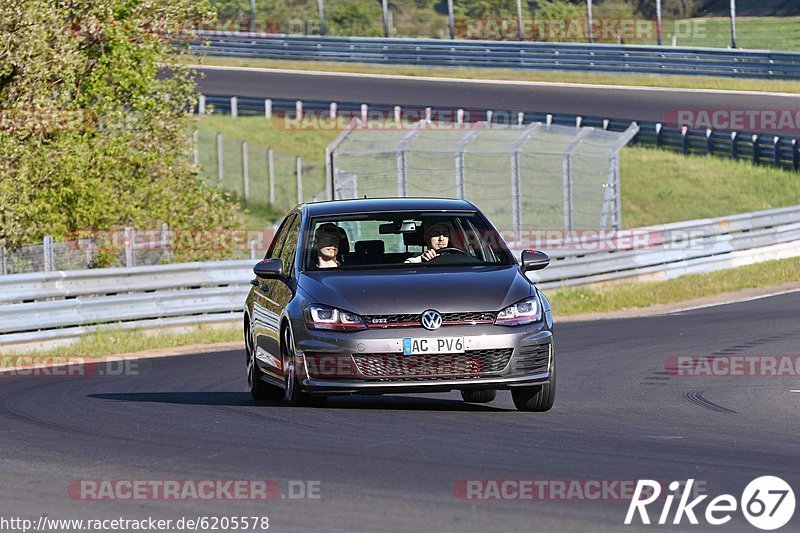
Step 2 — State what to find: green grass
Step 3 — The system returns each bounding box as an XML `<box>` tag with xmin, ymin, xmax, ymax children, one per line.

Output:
<box><xmin>670</xmin><ymin>17</ymin><xmax>800</xmax><ymax>50</ymax></box>
<box><xmin>0</xmin><ymin>325</ymin><xmax>241</xmax><ymax>362</ymax></box>
<box><xmin>548</xmin><ymin>255</ymin><xmax>800</xmax><ymax>316</ymax></box>
<box><xmin>619</xmin><ymin>147</ymin><xmax>800</xmax><ymax>227</ymax></box>
<box><xmin>186</xmin><ymin>48</ymin><xmax>800</xmax><ymax>95</ymax></box>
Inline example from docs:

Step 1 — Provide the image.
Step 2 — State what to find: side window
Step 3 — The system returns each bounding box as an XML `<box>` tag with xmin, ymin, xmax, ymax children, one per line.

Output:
<box><xmin>279</xmin><ymin>215</ymin><xmax>301</xmax><ymax>278</ymax></box>
<box><xmin>266</xmin><ymin>214</ymin><xmax>295</xmax><ymax>260</ymax></box>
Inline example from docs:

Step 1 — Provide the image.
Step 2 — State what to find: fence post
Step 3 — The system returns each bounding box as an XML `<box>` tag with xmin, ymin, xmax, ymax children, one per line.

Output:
<box><xmin>576</xmin><ymin>116</ymin><xmax>583</xmax><ymax>128</ymax></box>
<box><xmin>793</xmin><ymin>139</ymin><xmax>799</xmax><ymax>171</ymax></box>
<box><xmin>330</xmin><ymin>102</ymin><xmax>337</xmax><ymax>119</ymax></box>
<box><xmin>361</xmin><ymin>104</ymin><xmax>368</xmax><ymax>123</ymax></box>
<box><xmin>517</xmin><ymin>112</ymin><xmax>524</xmax><ymax>126</ymax></box>
<box><xmin>231</xmin><ymin>96</ymin><xmax>238</xmax><ymax>119</ymax></box>
<box><xmin>773</xmin><ymin>136</ymin><xmax>781</xmax><ymax>167</ymax></box>
<box><xmin>242</xmin><ymin>141</ymin><xmax>250</xmax><ymax>201</ymax></box>
<box><xmin>265</xmin><ymin>99</ymin><xmax>272</xmax><ymax>119</ymax></box>
<box><xmin>216</xmin><ymin>132</ymin><xmax>224</xmax><ymax>188</ymax></box>
<box><xmin>731</xmin><ymin>131</ymin><xmax>738</xmax><ymax>159</ymax></box>
<box><xmin>706</xmin><ymin>128</ymin><xmax>713</xmax><ymax>154</ymax></box>
<box><xmin>124</xmin><ymin>227</ymin><xmax>135</xmax><ymax>268</ymax></box>
<box><xmin>655</xmin><ymin>123</ymin><xmax>662</xmax><ymax>148</ymax></box>
<box><xmin>43</xmin><ymin>235</ymin><xmax>54</xmax><ymax>272</ymax></box>
<box><xmin>454</xmin><ymin>123</ymin><xmax>483</xmax><ymax>199</ymax></box>
<box><xmin>84</xmin><ymin>239</ymin><xmax>94</xmax><ymax>268</ymax></box>
<box><xmin>486</xmin><ymin>110</ymin><xmax>493</xmax><ymax>123</ymax></box>
<box><xmin>296</xmin><ymin>100</ymin><xmax>304</xmax><ymax>121</ymax></box>
<box><xmin>162</xmin><ymin>223</ymin><xmax>173</xmax><ymax>263</ymax></box>
<box><xmin>681</xmin><ymin>126</ymin><xmax>689</xmax><ymax>154</ymax></box>
<box><xmin>192</xmin><ymin>129</ymin><xmax>199</xmax><ymax>166</ymax></box>
<box><xmin>396</xmin><ymin>127</ymin><xmax>420</xmax><ymax>197</ymax></box>
<box><xmin>268</xmin><ymin>148</ymin><xmax>275</xmax><ymax>205</ymax></box>
<box><xmin>394</xmin><ymin>105</ymin><xmax>402</xmax><ymax>124</ymax></box>
<box><xmin>1</xmin><ymin>245</ymin><xmax>6</xmax><ymax>275</ymax></box>
<box><xmin>198</xmin><ymin>94</ymin><xmax>206</xmax><ymax>115</ymax></box>
<box><xmin>752</xmin><ymin>134</ymin><xmax>760</xmax><ymax>164</ymax></box>
<box><xmin>296</xmin><ymin>156</ymin><xmax>303</xmax><ymax>204</ymax></box>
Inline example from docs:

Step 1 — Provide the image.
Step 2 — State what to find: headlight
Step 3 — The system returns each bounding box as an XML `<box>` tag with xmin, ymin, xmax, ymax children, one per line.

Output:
<box><xmin>495</xmin><ymin>296</ymin><xmax>542</xmax><ymax>326</ymax></box>
<box><xmin>304</xmin><ymin>304</ymin><xmax>367</xmax><ymax>331</ymax></box>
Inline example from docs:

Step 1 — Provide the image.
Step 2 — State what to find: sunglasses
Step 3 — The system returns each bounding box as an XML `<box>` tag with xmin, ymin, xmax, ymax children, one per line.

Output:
<box><xmin>428</xmin><ymin>230</ymin><xmax>450</xmax><ymax>237</ymax></box>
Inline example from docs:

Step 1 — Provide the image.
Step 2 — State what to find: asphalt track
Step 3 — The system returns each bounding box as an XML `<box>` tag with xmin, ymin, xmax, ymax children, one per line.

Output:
<box><xmin>194</xmin><ymin>67</ymin><xmax>800</xmax><ymax>125</ymax></box>
<box><xmin>2</xmin><ymin>291</ymin><xmax>800</xmax><ymax>532</ymax></box>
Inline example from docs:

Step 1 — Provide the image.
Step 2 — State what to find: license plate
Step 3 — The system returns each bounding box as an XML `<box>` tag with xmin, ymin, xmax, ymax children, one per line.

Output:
<box><xmin>403</xmin><ymin>337</ymin><xmax>464</xmax><ymax>355</ymax></box>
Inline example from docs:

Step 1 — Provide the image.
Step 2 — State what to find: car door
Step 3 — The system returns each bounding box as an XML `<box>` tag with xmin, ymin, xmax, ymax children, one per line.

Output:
<box><xmin>252</xmin><ymin>214</ymin><xmax>297</xmax><ymax>381</ymax></box>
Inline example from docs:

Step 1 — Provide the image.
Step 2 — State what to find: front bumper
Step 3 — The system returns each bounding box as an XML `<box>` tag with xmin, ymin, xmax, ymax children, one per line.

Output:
<box><xmin>293</xmin><ymin>323</ymin><xmax>553</xmax><ymax>395</ymax></box>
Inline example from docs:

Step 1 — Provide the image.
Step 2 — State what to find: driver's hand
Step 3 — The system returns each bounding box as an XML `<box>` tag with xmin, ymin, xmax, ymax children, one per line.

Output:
<box><xmin>421</xmin><ymin>249</ymin><xmax>438</xmax><ymax>262</ymax></box>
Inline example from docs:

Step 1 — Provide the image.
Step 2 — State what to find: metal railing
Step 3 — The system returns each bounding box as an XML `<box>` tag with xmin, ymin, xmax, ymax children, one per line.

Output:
<box><xmin>191</xmin><ymin>33</ymin><xmax>800</xmax><ymax>79</ymax></box>
<box><xmin>200</xmin><ymin>94</ymin><xmax>800</xmax><ymax>171</ymax></box>
<box><xmin>2</xmin><ymin>205</ymin><xmax>799</xmax><ymax>352</ymax></box>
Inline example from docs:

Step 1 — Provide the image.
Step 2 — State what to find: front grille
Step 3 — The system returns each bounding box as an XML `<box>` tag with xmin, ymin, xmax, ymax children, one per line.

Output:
<box><xmin>353</xmin><ymin>348</ymin><xmax>513</xmax><ymax>379</ymax></box>
<box><xmin>364</xmin><ymin>311</ymin><xmax>497</xmax><ymax>328</ymax></box>
<box><xmin>511</xmin><ymin>344</ymin><xmax>550</xmax><ymax>375</ymax></box>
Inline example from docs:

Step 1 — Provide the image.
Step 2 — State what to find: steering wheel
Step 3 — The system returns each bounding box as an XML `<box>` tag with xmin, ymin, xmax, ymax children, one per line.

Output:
<box><xmin>435</xmin><ymin>247</ymin><xmax>468</xmax><ymax>256</ymax></box>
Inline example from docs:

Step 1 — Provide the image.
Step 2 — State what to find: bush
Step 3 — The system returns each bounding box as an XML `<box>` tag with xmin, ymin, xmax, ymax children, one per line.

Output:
<box><xmin>0</xmin><ymin>0</ymin><xmax>239</xmax><ymax>258</ymax></box>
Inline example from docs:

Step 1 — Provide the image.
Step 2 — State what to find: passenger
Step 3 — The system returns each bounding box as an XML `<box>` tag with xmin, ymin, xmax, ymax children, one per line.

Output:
<box><xmin>313</xmin><ymin>225</ymin><xmax>342</xmax><ymax>269</ymax></box>
<box><xmin>405</xmin><ymin>220</ymin><xmax>453</xmax><ymax>263</ymax></box>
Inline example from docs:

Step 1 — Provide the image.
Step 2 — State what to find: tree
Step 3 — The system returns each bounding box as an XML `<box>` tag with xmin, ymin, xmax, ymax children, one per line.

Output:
<box><xmin>0</xmin><ymin>0</ymin><xmax>238</xmax><ymax>258</ymax></box>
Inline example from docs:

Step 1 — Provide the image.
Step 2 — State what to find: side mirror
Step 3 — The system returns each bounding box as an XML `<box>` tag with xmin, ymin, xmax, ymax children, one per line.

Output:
<box><xmin>253</xmin><ymin>258</ymin><xmax>283</xmax><ymax>279</ymax></box>
<box><xmin>521</xmin><ymin>250</ymin><xmax>549</xmax><ymax>271</ymax></box>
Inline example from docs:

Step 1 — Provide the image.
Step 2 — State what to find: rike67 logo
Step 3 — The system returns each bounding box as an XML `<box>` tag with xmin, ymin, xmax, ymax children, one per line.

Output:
<box><xmin>625</xmin><ymin>477</ymin><xmax>795</xmax><ymax>530</ymax></box>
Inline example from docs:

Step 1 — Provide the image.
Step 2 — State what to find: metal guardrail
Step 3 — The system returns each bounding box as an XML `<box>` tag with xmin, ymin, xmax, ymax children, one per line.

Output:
<box><xmin>201</xmin><ymin>94</ymin><xmax>800</xmax><ymax>171</ymax></box>
<box><xmin>191</xmin><ymin>33</ymin><xmax>800</xmax><ymax>80</ymax></box>
<box><xmin>2</xmin><ymin>205</ymin><xmax>799</xmax><ymax>352</ymax></box>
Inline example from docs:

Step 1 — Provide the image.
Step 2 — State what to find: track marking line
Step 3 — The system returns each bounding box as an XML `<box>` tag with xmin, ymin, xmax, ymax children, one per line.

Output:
<box><xmin>189</xmin><ymin>64</ymin><xmax>800</xmax><ymax>98</ymax></box>
<box><xmin>667</xmin><ymin>287</ymin><xmax>800</xmax><ymax>315</ymax></box>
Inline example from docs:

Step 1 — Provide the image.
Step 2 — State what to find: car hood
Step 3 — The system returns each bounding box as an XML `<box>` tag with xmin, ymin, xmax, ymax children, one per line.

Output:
<box><xmin>298</xmin><ymin>265</ymin><xmax>532</xmax><ymax>315</ymax></box>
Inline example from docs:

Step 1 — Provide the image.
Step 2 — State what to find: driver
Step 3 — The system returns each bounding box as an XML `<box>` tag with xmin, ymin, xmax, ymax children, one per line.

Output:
<box><xmin>405</xmin><ymin>220</ymin><xmax>454</xmax><ymax>263</ymax></box>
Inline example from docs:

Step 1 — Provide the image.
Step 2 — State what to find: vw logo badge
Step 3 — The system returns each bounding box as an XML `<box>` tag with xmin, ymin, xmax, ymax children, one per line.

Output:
<box><xmin>421</xmin><ymin>310</ymin><xmax>443</xmax><ymax>331</ymax></box>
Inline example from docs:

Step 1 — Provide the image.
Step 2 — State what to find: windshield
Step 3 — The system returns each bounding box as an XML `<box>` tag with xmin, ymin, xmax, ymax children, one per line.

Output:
<box><xmin>304</xmin><ymin>211</ymin><xmax>514</xmax><ymax>271</ymax></box>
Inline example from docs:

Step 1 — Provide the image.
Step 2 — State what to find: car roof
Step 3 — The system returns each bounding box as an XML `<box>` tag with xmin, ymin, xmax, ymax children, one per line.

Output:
<box><xmin>302</xmin><ymin>197</ymin><xmax>478</xmax><ymax>217</ymax></box>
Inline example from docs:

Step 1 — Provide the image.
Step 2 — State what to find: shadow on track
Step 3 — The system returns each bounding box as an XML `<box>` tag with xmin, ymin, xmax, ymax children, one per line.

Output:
<box><xmin>88</xmin><ymin>392</ymin><xmax>513</xmax><ymax>411</ymax></box>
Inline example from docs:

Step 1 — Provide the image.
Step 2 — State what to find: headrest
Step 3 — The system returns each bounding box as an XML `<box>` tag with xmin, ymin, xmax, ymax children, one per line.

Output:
<box><xmin>354</xmin><ymin>240</ymin><xmax>385</xmax><ymax>257</ymax></box>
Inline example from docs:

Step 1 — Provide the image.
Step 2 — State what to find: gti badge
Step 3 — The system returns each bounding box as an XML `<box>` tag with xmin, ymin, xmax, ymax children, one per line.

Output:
<box><xmin>421</xmin><ymin>310</ymin><xmax>443</xmax><ymax>331</ymax></box>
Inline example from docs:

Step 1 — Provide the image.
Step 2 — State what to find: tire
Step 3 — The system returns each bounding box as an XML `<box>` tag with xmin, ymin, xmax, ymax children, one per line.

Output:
<box><xmin>511</xmin><ymin>357</ymin><xmax>556</xmax><ymax>412</ymax></box>
<box><xmin>461</xmin><ymin>389</ymin><xmax>497</xmax><ymax>403</ymax></box>
<box><xmin>283</xmin><ymin>327</ymin><xmax>326</xmax><ymax>407</ymax></box>
<box><xmin>246</xmin><ymin>318</ymin><xmax>284</xmax><ymax>401</ymax></box>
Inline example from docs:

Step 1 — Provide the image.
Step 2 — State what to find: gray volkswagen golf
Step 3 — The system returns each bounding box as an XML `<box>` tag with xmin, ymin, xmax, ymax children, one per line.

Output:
<box><xmin>244</xmin><ymin>198</ymin><xmax>555</xmax><ymax>411</ymax></box>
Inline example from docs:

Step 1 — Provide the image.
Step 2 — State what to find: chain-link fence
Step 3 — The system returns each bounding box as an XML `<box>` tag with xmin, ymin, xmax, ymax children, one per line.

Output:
<box><xmin>194</xmin><ymin>129</ymin><xmax>326</xmax><ymax>213</ymax></box>
<box><xmin>0</xmin><ymin>225</ymin><xmax>279</xmax><ymax>276</ymax></box>
<box><xmin>329</xmin><ymin>121</ymin><xmax>638</xmax><ymax>245</ymax></box>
